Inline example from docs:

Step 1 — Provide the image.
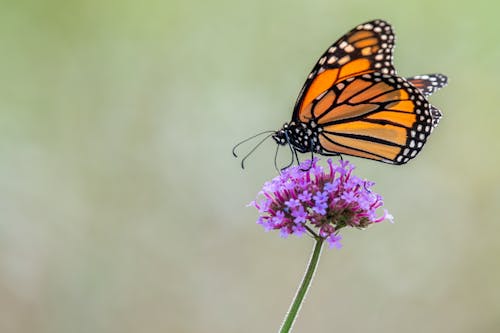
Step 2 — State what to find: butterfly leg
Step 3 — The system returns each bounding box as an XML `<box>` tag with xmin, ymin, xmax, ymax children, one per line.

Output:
<box><xmin>296</xmin><ymin>147</ymin><xmax>315</xmax><ymax>172</ymax></box>
<box><xmin>320</xmin><ymin>151</ymin><xmax>340</xmax><ymax>156</ymax></box>
<box><xmin>319</xmin><ymin>151</ymin><xmax>344</xmax><ymax>164</ymax></box>
<box><xmin>274</xmin><ymin>144</ymin><xmax>281</xmax><ymax>173</ymax></box>
<box><xmin>363</xmin><ymin>181</ymin><xmax>372</xmax><ymax>193</ymax></box>
<box><xmin>320</xmin><ymin>151</ymin><xmax>343</xmax><ymax>159</ymax></box>
<box><xmin>294</xmin><ymin>148</ymin><xmax>301</xmax><ymax>166</ymax></box>
<box><xmin>299</xmin><ymin>140</ymin><xmax>316</xmax><ymax>171</ymax></box>
<box><xmin>280</xmin><ymin>143</ymin><xmax>296</xmax><ymax>172</ymax></box>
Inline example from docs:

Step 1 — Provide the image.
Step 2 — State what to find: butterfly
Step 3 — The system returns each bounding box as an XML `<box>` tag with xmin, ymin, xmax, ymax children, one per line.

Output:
<box><xmin>234</xmin><ymin>19</ymin><xmax>447</xmax><ymax>168</ymax></box>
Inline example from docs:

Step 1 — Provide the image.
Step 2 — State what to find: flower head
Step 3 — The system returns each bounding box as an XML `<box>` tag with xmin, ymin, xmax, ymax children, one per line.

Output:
<box><xmin>250</xmin><ymin>158</ymin><xmax>392</xmax><ymax>248</ymax></box>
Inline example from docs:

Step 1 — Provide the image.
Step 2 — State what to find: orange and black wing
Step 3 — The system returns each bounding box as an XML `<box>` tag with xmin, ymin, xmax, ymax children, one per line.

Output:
<box><xmin>293</xmin><ymin>19</ymin><xmax>397</xmax><ymax>122</ymax></box>
<box><xmin>304</xmin><ymin>72</ymin><xmax>442</xmax><ymax>164</ymax></box>
<box><xmin>407</xmin><ymin>73</ymin><xmax>448</xmax><ymax>97</ymax></box>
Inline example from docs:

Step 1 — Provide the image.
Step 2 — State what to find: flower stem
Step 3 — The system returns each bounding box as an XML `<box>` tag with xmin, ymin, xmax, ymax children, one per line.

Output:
<box><xmin>279</xmin><ymin>237</ymin><xmax>324</xmax><ymax>333</ymax></box>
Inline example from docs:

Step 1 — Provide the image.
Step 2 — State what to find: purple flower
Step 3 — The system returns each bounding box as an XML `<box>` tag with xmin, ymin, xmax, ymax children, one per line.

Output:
<box><xmin>312</xmin><ymin>201</ymin><xmax>328</xmax><ymax>215</ymax></box>
<box><xmin>285</xmin><ymin>199</ymin><xmax>301</xmax><ymax>209</ymax></box>
<box><xmin>324</xmin><ymin>181</ymin><xmax>338</xmax><ymax>193</ymax></box>
<box><xmin>313</xmin><ymin>191</ymin><xmax>328</xmax><ymax>204</ymax></box>
<box><xmin>249</xmin><ymin>158</ymin><xmax>393</xmax><ymax>249</ymax></box>
<box><xmin>272</xmin><ymin>211</ymin><xmax>287</xmax><ymax>227</ymax></box>
<box><xmin>291</xmin><ymin>206</ymin><xmax>307</xmax><ymax>224</ymax></box>
<box><xmin>326</xmin><ymin>234</ymin><xmax>343</xmax><ymax>249</ymax></box>
<box><xmin>340</xmin><ymin>191</ymin><xmax>357</xmax><ymax>204</ymax></box>
<box><xmin>292</xmin><ymin>224</ymin><xmax>306</xmax><ymax>237</ymax></box>
<box><xmin>298</xmin><ymin>190</ymin><xmax>312</xmax><ymax>202</ymax></box>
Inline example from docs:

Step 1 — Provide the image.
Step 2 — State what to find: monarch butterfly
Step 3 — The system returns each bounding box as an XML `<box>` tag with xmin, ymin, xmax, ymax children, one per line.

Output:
<box><xmin>233</xmin><ymin>19</ymin><xmax>447</xmax><ymax>168</ymax></box>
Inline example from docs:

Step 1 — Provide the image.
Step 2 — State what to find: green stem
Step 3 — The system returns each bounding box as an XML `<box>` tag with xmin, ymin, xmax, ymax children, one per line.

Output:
<box><xmin>279</xmin><ymin>237</ymin><xmax>324</xmax><ymax>333</ymax></box>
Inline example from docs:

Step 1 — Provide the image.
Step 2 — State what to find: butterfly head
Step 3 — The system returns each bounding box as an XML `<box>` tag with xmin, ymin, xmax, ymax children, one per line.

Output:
<box><xmin>273</xmin><ymin>121</ymin><xmax>320</xmax><ymax>155</ymax></box>
<box><xmin>272</xmin><ymin>123</ymin><xmax>290</xmax><ymax>146</ymax></box>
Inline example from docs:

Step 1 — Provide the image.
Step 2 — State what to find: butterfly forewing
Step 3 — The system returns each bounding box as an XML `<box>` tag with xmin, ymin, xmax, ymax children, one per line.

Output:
<box><xmin>293</xmin><ymin>19</ymin><xmax>397</xmax><ymax>122</ymax></box>
<box><xmin>309</xmin><ymin>72</ymin><xmax>437</xmax><ymax>164</ymax></box>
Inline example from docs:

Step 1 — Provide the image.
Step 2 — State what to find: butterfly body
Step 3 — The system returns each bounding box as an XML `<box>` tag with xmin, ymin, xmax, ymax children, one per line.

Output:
<box><xmin>273</xmin><ymin>121</ymin><xmax>322</xmax><ymax>154</ymax></box>
<box><xmin>275</xmin><ymin>19</ymin><xmax>447</xmax><ymax>165</ymax></box>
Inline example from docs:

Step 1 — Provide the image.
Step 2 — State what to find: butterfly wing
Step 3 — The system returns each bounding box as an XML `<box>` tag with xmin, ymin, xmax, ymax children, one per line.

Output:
<box><xmin>304</xmin><ymin>72</ymin><xmax>441</xmax><ymax>164</ymax></box>
<box><xmin>293</xmin><ymin>19</ymin><xmax>397</xmax><ymax>122</ymax></box>
<box><xmin>407</xmin><ymin>73</ymin><xmax>448</xmax><ymax>97</ymax></box>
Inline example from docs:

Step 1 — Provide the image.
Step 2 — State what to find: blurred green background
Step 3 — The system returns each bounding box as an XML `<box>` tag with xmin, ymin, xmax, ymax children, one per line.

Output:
<box><xmin>1</xmin><ymin>0</ymin><xmax>499</xmax><ymax>332</ymax></box>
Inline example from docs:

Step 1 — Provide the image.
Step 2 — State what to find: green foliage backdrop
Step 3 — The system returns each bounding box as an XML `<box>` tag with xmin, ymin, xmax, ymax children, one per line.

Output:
<box><xmin>1</xmin><ymin>1</ymin><xmax>499</xmax><ymax>332</ymax></box>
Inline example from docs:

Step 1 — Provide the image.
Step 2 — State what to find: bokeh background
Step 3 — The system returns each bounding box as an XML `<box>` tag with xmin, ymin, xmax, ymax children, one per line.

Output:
<box><xmin>1</xmin><ymin>0</ymin><xmax>499</xmax><ymax>332</ymax></box>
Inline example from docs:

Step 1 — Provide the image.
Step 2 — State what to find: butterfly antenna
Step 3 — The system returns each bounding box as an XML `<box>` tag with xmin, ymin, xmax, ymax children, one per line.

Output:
<box><xmin>240</xmin><ymin>133</ymin><xmax>275</xmax><ymax>169</ymax></box>
<box><xmin>232</xmin><ymin>130</ymin><xmax>275</xmax><ymax>157</ymax></box>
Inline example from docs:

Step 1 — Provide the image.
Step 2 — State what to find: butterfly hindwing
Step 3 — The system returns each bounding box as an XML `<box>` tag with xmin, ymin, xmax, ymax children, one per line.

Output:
<box><xmin>407</xmin><ymin>73</ymin><xmax>448</xmax><ymax>97</ymax></box>
<box><xmin>306</xmin><ymin>72</ymin><xmax>439</xmax><ymax>164</ymax></box>
<box><xmin>293</xmin><ymin>19</ymin><xmax>397</xmax><ymax>122</ymax></box>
